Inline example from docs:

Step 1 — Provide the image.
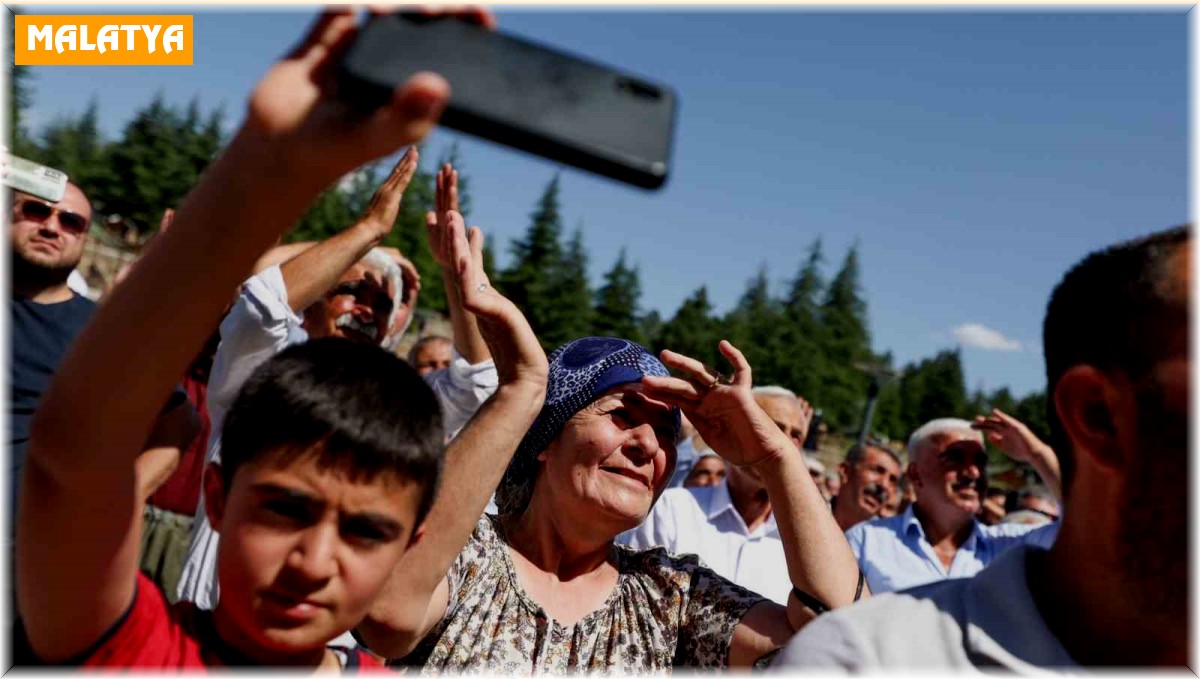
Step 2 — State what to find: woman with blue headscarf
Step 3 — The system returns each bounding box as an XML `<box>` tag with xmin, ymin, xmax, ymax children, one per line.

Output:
<box><xmin>358</xmin><ymin>329</ymin><xmax>865</xmax><ymax>671</ymax></box>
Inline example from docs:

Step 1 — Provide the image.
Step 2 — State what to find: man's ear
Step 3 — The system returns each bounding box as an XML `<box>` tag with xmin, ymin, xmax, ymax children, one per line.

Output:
<box><xmin>202</xmin><ymin>463</ymin><xmax>228</xmax><ymax>530</ymax></box>
<box><xmin>1053</xmin><ymin>365</ymin><xmax>1126</xmax><ymax>475</ymax></box>
<box><xmin>838</xmin><ymin>462</ymin><xmax>851</xmax><ymax>486</ymax></box>
<box><xmin>905</xmin><ymin>462</ymin><xmax>922</xmax><ymax>489</ymax></box>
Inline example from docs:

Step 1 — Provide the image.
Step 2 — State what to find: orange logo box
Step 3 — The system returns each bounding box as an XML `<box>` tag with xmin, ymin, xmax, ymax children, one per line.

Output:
<box><xmin>15</xmin><ymin>15</ymin><xmax>193</xmax><ymax>66</ymax></box>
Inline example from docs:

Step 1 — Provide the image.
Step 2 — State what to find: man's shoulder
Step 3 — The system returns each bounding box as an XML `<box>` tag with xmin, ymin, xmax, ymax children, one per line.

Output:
<box><xmin>846</xmin><ymin>511</ymin><xmax>907</xmax><ymax>541</ymax></box>
<box><xmin>775</xmin><ymin>578</ymin><xmax>972</xmax><ymax>669</ymax></box>
<box><xmin>656</xmin><ymin>485</ymin><xmax>712</xmax><ymax>514</ymax></box>
<box><xmin>12</xmin><ymin>292</ymin><xmax>97</xmax><ymax>320</ymax></box>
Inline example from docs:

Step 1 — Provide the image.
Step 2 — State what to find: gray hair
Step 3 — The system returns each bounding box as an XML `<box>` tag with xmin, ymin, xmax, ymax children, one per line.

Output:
<box><xmin>906</xmin><ymin>418</ymin><xmax>981</xmax><ymax>464</ymax></box>
<box><xmin>844</xmin><ymin>441</ymin><xmax>903</xmax><ymax>468</ymax></box>
<box><xmin>752</xmin><ymin>385</ymin><xmax>797</xmax><ymax>401</ymax></box>
<box><xmin>358</xmin><ymin>248</ymin><xmax>410</xmax><ymax>351</ymax></box>
<box><xmin>1018</xmin><ymin>484</ymin><xmax>1057</xmax><ymax>503</ymax></box>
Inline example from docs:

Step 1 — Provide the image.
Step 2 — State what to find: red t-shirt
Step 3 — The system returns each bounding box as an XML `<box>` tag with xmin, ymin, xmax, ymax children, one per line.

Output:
<box><xmin>148</xmin><ymin>375</ymin><xmax>212</xmax><ymax>516</ymax></box>
<box><xmin>73</xmin><ymin>573</ymin><xmax>386</xmax><ymax>671</ymax></box>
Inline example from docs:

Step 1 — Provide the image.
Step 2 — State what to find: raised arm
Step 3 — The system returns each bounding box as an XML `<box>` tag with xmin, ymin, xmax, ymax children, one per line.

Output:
<box><xmin>425</xmin><ymin>164</ymin><xmax>490</xmax><ymax>364</ymax></box>
<box><xmin>358</xmin><ymin>211</ymin><xmax>546</xmax><ymax>659</ymax></box>
<box><xmin>17</xmin><ymin>9</ymin><xmax>462</xmax><ymax>662</ymax></box>
<box><xmin>641</xmin><ymin>341</ymin><xmax>867</xmax><ymax>666</ymax></box>
<box><xmin>973</xmin><ymin>408</ymin><xmax>1062</xmax><ymax>501</ymax></box>
<box><xmin>279</xmin><ymin>147</ymin><xmax>419</xmax><ymax>314</ymax></box>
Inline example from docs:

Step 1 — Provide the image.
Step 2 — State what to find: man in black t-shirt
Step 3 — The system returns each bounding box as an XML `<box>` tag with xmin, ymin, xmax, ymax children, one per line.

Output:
<box><xmin>9</xmin><ymin>182</ymin><xmax>98</xmax><ymax>509</ymax></box>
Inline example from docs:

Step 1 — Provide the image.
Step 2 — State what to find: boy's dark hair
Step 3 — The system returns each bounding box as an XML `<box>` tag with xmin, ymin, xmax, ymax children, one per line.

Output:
<box><xmin>220</xmin><ymin>338</ymin><xmax>445</xmax><ymax>523</ymax></box>
<box><xmin>1043</xmin><ymin>225</ymin><xmax>1190</xmax><ymax>496</ymax></box>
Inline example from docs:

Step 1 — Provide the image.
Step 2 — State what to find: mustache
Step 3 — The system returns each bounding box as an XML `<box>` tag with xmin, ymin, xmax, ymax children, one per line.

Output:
<box><xmin>951</xmin><ymin>478</ymin><xmax>979</xmax><ymax>492</ymax></box>
<box><xmin>863</xmin><ymin>483</ymin><xmax>888</xmax><ymax>502</ymax></box>
<box><xmin>334</xmin><ymin>313</ymin><xmax>379</xmax><ymax>342</ymax></box>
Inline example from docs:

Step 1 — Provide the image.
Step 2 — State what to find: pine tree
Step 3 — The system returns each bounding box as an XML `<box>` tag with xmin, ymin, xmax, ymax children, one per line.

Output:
<box><xmin>11</xmin><ymin>62</ymin><xmax>36</xmax><ymax>157</ymax></box>
<box><xmin>545</xmin><ymin>226</ymin><xmax>593</xmax><ymax>346</ymax></box>
<box><xmin>724</xmin><ymin>265</ymin><xmax>784</xmax><ymax>385</ymax></box>
<box><xmin>818</xmin><ymin>244</ymin><xmax>873</xmax><ymax>429</ymax></box>
<box><xmin>914</xmin><ymin>349</ymin><xmax>969</xmax><ymax>422</ymax></box>
<box><xmin>655</xmin><ymin>286</ymin><xmax>721</xmax><ymax>370</ymax></box>
<box><xmin>497</xmin><ymin>175</ymin><xmax>569</xmax><ymax>349</ymax></box>
<box><xmin>1012</xmin><ymin>391</ymin><xmax>1050</xmax><ymax>443</ymax></box>
<box><xmin>32</xmin><ymin>99</ymin><xmax>113</xmax><ymax>206</ymax></box>
<box><xmin>778</xmin><ymin>238</ymin><xmax>831</xmax><ymax>406</ymax></box>
<box><xmin>638</xmin><ymin>309</ymin><xmax>663</xmax><ymax>350</ymax></box>
<box><xmin>100</xmin><ymin>94</ymin><xmax>224</xmax><ymax>234</ymax></box>
<box><xmin>592</xmin><ymin>248</ymin><xmax>643</xmax><ymax>343</ymax></box>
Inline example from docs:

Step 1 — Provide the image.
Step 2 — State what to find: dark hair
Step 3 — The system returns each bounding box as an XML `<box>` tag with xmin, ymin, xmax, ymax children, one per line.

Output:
<box><xmin>220</xmin><ymin>338</ymin><xmax>445</xmax><ymax>523</ymax></box>
<box><xmin>1043</xmin><ymin>225</ymin><xmax>1190</xmax><ymax>494</ymax></box>
<box><xmin>844</xmin><ymin>440</ymin><xmax>902</xmax><ymax>468</ymax></box>
<box><xmin>407</xmin><ymin>335</ymin><xmax>452</xmax><ymax>365</ymax></box>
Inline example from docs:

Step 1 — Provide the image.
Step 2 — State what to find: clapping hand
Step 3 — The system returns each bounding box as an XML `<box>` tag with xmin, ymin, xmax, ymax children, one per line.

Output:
<box><xmin>359</xmin><ymin>147</ymin><xmax>420</xmax><ymax>239</ymax></box>
<box><xmin>440</xmin><ymin>210</ymin><xmax>545</xmax><ymax>389</ymax></box>
<box><xmin>426</xmin><ymin>163</ymin><xmax>484</xmax><ymax>273</ymax></box>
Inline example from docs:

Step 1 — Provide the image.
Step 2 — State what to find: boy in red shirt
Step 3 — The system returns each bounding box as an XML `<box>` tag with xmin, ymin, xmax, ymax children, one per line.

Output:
<box><xmin>16</xmin><ymin>7</ymin><xmax>547</xmax><ymax>671</ymax></box>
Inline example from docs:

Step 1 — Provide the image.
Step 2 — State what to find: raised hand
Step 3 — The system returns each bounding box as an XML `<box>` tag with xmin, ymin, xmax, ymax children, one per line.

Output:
<box><xmin>441</xmin><ymin>210</ymin><xmax>545</xmax><ymax>388</ymax></box>
<box><xmin>972</xmin><ymin>408</ymin><xmax>1051</xmax><ymax>464</ymax></box>
<box><xmin>973</xmin><ymin>408</ymin><xmax>1062</xmax><ymax>499</ymax></box>
<box><xmin>375</xmin><ymin>246</ymin><xmax>422</xmax><ymax>310</ymax></box>
<box><xmin>359</xmin><ymin>147</ymin><xmax>420</xmax><ymax>238</ymax></box>
<box><xmin>425</xmin><ymin>162</ymin><xmax>490</xmax><ymax>364</ymax></box>
<box><xmin>641</xmin><ymin>341</ymin><xmax>794</xmax><ymax>468</ymax></box>
<box><xmin>425</xmin><ymin>163</ymin><xmax>465</xmax><ymax>270</ymax></box>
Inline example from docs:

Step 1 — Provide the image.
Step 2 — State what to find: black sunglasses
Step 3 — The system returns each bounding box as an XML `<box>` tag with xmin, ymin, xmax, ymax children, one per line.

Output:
<box><xmin>16</xmin><ymin>200</ymin><xmax>90</xmax><ymax>235</ymax></box>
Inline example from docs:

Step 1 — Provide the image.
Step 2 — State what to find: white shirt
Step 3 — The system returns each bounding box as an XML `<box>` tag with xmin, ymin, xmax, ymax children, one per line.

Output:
<box><xmin>773</xmin><ymin>544</ymin><xmax>1078</xmax><ymax>670</ymax></box>
<box><xmin>846</xmin><ymin>505</ymin><xmax>1059</xmax><ymax>594</ymax></box>
<box><xmin>620</xmin><ymin>481</ymin><xmax>791</xmax><ymax>605</ymax></box>
<box><xmin>175</xmin><ymin>265</ymin><xmax>498</xmax><ymax>610</ymax></box>
<box><xmin>67</xmin><ymin>269</ymin><xmax>92</xmax><ymax>298</ymax></box>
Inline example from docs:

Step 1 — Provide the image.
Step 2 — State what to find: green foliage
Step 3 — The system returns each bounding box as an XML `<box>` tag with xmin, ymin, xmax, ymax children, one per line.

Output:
<box><xmin>592</xmin><ymin>248</ymin><xmax>644</xmax><ymax>344</ymax></box>
<box><xmin>30</xmin><ymin>99</ymin><xmax>114</xmax><ymax>205</ymax></box>
<box><xmin>11</xmin><ymin>64</ymin><xmax>36</xmax><ymax>156</ymax></box>
<box><xmin>653</xmin><ymin>286</ymin><xmax>722</xmax><ymax>369</ymax></box>
<box><xmin>97</xmin><ymin>95</ymin><xmax>224</xmax><ymax>232</ymax></box>
<box><xmin>498</xmin><ymin>175</ymin><xmax>593</xmax><ymax>350</ymax></box>
<box><xmin>12</xmin><ymin>74</ymin><xmax>1050</xmax><ymax>445</ymax></box>
<box><xmin>722</xmin><ymin>265</ymin><xmax>785</xmax><ymax>386</ymax></box>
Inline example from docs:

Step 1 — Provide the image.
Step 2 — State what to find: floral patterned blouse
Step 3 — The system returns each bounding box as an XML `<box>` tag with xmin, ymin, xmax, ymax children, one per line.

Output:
<box><xmin>394</xmin><ymin>515</ymin><xmax>768</xmax><ymax>673</ymax></box>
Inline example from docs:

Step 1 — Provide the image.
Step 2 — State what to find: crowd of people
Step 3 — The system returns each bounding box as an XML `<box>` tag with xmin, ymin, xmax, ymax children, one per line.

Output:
<box><xmin>6</xmin><ymin>8</ymin><xmax>1189</xmax><ymax>673</ymax></box>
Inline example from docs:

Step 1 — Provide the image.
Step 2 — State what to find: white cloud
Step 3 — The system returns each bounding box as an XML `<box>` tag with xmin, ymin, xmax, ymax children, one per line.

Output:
<box><xmin>952</xmin><ymin>323</ymin><xmax>1023</xmax><ymax>352</ymax></box>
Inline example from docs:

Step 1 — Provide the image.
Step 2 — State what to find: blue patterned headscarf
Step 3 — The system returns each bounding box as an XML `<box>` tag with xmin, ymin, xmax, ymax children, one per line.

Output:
<box><xmin>494</xmin><ymin>337</ymin><xmax>681</xmax><ymax>515</ymax></box>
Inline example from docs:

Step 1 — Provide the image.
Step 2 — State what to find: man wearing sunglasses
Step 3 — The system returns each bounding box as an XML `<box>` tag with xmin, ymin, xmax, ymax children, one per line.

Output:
<box><xmin>841</xmin><ymin>415</ymin><xmax>1061</xmax><ymax>595</ymax></box>
<box><xmin>9</xmin><ymin>185</ymin><xmax>97</xmax><ymax>508</ymax></box>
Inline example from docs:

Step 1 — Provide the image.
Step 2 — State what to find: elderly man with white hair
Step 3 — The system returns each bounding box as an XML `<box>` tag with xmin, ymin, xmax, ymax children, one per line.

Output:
<box><xmin>175</xmin><ymin>152</ymin><xmax>498</xmax><ymax>612</ymax></box>
<box><xmin>620</xmin><ymin>385</ymin><xmax>815</xmax><ymax>605</ymax></box>
<box><xmin>843</xmin><ymin>414</ymin><xmax>1061</xmax><ymax>594</ymax></box>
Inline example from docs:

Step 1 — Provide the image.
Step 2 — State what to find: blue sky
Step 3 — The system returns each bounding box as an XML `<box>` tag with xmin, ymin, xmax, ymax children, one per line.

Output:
<box><xmin>14</xmin><ymin>7</ymin><xmax>1188</xmax><ymax>398</ymax></box>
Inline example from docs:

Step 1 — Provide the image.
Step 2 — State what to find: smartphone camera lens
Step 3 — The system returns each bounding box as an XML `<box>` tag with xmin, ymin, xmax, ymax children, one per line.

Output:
<box><xmin>615</xmin><ymin>77</ymin><xmax>662</xmax><ymax>101</ymax></box>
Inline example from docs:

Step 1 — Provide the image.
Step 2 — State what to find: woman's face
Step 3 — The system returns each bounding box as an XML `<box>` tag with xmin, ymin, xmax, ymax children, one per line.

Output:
<box><xmin>537</xmin><ymin>384</ymin><xmax>678</xmax><ymax>529</ymax></box>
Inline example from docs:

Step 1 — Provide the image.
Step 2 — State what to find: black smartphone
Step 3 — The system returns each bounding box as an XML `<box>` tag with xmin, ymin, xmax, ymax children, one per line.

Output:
<box><xmin>338</xmin><ymin>14</ymin><xmax>678</xmax><ymax>190</ymax></box>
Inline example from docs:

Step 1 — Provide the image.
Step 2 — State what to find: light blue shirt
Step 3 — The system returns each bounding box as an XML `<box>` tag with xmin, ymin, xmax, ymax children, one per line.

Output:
<box><xmin>845</xmin><ymin>505</ymin><xmax>1059</xmax><ymax>594</ymax></box>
